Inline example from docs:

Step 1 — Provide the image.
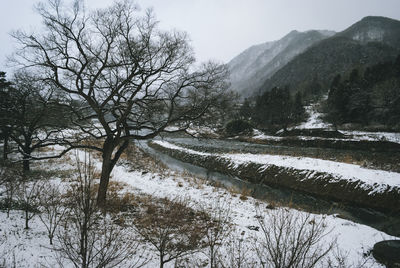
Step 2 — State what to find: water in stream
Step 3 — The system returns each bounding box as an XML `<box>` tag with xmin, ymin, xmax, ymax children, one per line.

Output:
<box><xmin>137</xmin><ymin>138</ymin><xmax>400</xmax><ymax>237</ymax></box>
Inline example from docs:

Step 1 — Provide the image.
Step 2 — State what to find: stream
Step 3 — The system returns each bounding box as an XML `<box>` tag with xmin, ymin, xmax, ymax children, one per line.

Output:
<box><xmin>137</xmin><ymin>138</ymin><xmax>400</xmax><ymax>237</ymax></box>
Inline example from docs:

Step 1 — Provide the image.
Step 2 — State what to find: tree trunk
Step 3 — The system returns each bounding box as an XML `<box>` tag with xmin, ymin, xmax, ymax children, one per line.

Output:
<box><xmin>97</xmin><ymin>139</ymin><xmax>114</xmax><ymax>207</ymax></box>
<box><xmin>6</xmin><ymin>199</ymin><xmax>11</xmax><ymax>218</ymax></box>
<box><xmin>210</xmin><ymin>246</ymin><xmax>215</xmax><ymax>268</ymax></box>
<box><xmin>23</xmin><ymin>138</ymin><xmax>32</xmax><ymax>172</ymax></box>
<box><xmin>97</xmin><ymin>138</ymin><xmax>129</xmax><ymax>207</ymax></box>
<box><xmin>80</xmin><ymin>228</ymin><xmax>87</xmax><ymax>268</ymax></box>
<box><xmin>3</xmin><ymin>130</ymin><xmax>9</xmax><ymax>160</ymax></box>
<box><xmin>23</xmin><ymin>153</ymin><xmax>30</xmax><ymax>172</ymax></box>
<box><xmin>25</xmin><ymin>209</ymin><xmax>29</xmax><ymax>229</ymax></box>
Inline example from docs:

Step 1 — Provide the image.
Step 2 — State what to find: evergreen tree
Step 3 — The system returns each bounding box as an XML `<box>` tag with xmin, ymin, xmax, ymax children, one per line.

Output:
<box><xmin>253</xmin><ymin>86</ymin><xmax>304</xmax><ymax>131</ymax></box>
<box><xmin>0</xmin><ymin>72</ymin><xmax>13</xmax><ymax>159</ymax></box>
<box><xmin>239</xmin><ymin>98</ymin><xmax>253</xmax><ymax>120</ymax></box>
<box><xmin>326</xmin><ymin>55</ymin><xmax>400</xmax><ymax>128</ymax></box>
<box><xmin>293</xmin><ymin>91</ymin><xmax>305</xmax><ymax>122</ymax></box>
<box><xmin>327</xmin><ymin>74</ymin><xmax>346</xmax><ymax>128</ymax></box>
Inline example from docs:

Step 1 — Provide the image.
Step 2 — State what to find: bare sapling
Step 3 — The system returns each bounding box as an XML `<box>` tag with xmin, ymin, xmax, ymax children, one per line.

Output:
<box><xmin>56</xmin><ymin>152</ymin><xmax>147</xmax><ymax>268</ymax></box>
<box><xmin>16</xmin><ymin>176</ymin><xmax>42</xmax><ymax>229</ymax></box>
<box><xmin>134</xmin><ymin>197</ymin><xmax>209</xmax><ymax>268</ymax></box>
<box><xmin>254</xmin><ymin>206</ymin><xmax>335</xmax><ymax>268</ymax></box>
<box><xmin>199</xmin><ymin>198</ymin><xmax>233</xmax><ymax>268</ymax></box>
<box><xmin>37</xmin><ymin>181</ymin><xmax>68</xmax><ymax>245</ymax></box>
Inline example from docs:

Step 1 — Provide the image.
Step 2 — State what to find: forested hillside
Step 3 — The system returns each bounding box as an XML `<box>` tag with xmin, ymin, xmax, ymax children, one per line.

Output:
<box><xmin>326</xmin><ymin>55</ymin><xmax>400</xmax><ymax>129</ymax></box>
<box><xmin>257</xmin><ymin>16</ymin><xmax>400</xmax><ymax>100</ymax></box>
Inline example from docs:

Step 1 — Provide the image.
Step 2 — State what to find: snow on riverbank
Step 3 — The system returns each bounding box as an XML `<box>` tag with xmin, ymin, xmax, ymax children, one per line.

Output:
<box><xmin>1</xmin><ymin>144</ymin><xmax>397</xmax><ymax>267</ymax></box>
<box><xmin>252</xmin><ymin>129</ymin><xmax>283</xmax><ymax>140</ymax></box>
<box><xmin>251</xmin><ymin>130</ymin><xmax>400</xmax><ymax>145</ymax></box>
<box><xmin>153</xmin><ymin>140</ymin><xmax>400</xmax><ymax>194</ymax></box>
<box><xmin>113</xmin><ymin>159</ymin><xmax>394</xmax><ymax>267</ymax></box>
<box><xmin>342</xmin><ymin>130</ymin><xmax>400</xmax><ymax>144</ymax></box>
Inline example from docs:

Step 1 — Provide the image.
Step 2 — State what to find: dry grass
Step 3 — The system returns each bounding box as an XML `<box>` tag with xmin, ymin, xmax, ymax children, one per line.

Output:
<box><xmin>239</xmin><ymin>195</ymin><xmax>248</xmax><ymax>201</ymax></box>
<box><xmin>81</xmin><ymin>137</ymin><xmax>105</xmax><ymax>148</ymax></box>
<box><xmin>186</xmin><ymin>176</ymin><xmax>206</xmax><ymax>190</ymax></box>
<box><xmin>36</xmin><ymin>146</ymin><xmax>54</xmax><ymax>152</ymax></box>
<box><xmin>120</xmin><ymin>143</ymin><xmax>167</xmax><ymax>174</ymax></box>
<box><xmin>227</xmin><ymin>185</ymin><xmax>252</xmax><ymax>200</ymax></box>
<box><xmin>341</xmin><ymin>154</ymin><xmax>354</xmax><ymax>164</ymax></box>
<box><xmin>238</xmin><ymin>188</ymin><xmax>252</xmax><ymax>201</ymax></box>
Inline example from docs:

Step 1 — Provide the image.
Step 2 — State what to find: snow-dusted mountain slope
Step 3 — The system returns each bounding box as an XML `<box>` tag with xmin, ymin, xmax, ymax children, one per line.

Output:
<box><xmin>227</xmin><ymin>30</ymin><xmax>335</xmax><ymax>98</ymax></box>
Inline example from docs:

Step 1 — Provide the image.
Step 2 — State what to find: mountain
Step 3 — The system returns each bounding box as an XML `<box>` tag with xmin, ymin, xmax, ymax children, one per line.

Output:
<box><xmin>258</xmin><ymin>16</ymin><xmax>400</xmax><ymax>97</ymax></box>
<box><xmin>338</xmin><ymin>16</ymin><xmax>400</xmax><ymax>47</ymax></box>
<box><xmin>227</xmin><ymin>30</ymin><xmax>335</xmax><ymax>98</ymax></box>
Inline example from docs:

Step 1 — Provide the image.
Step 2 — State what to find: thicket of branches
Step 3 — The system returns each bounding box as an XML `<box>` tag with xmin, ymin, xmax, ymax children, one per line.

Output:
<box><xmin>0</xmin><ymin>154</ymin><xmax>366</xmax><ymax>267</ymax></box>
<box><xmin>9</xmin><ymin>0</ymin><xmax>230</xmax><ymax>205</ymax></box>
<box><xmin>0</xmin><ymin>71</ymin><xmax>74</xmax><ymax>171</ymax></box>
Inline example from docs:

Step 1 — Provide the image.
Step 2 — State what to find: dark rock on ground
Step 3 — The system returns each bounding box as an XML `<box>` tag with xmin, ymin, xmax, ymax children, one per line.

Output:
<box><xmin>373</xmin><ymin>240</ymin><xmax>400</xmax><ymax>268</ymax></box>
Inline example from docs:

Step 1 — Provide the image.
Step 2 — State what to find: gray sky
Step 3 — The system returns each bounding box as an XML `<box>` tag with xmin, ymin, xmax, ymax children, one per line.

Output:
<box><xmin>1</xmin><ymin>0</ymin><xmax>400</xmax><ymax>71</ymax></box>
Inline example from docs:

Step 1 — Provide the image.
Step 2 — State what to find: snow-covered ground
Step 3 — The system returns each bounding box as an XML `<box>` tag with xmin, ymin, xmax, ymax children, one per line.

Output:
<box><xmin>0</xmin><ymin>211</ymin><xmax>58</xmax><ymax>267</ymax></box>
<box><xmin>0</xmin><ymin>144</ymin><xmax>398</xmax><ymax>267</ymax></box>
<box><xmin>114</xmin><ymin>160</ymin><xmax>395</xmax><ymax>267</ymax></box>
<box><xmin>154</xmin><ymin>140</ymin><xmax>400</xmax><ymax>194</ymax></box>
<box><xmin>252</xmin><ymin>129</ymin><xmax>400</xmax><ymax>145</ymax></box>
<box><xmin>252</xmin><ymin>129</ymin><xmax>283</xmax><ymax>140</ymax></box>
<box><xmin>341</xmin><ymin>130</ymin><xmax>400</xmax><ymax>144</ymax></box>
<box><xmin>252</xmin><ymin>98</ymin><xmax>400</xmax><ymax>144</ymax></box>
<box><xmin>295</xmin><ymin>103</ymin><xmax>332</xmax><ymax>129</ymax></box>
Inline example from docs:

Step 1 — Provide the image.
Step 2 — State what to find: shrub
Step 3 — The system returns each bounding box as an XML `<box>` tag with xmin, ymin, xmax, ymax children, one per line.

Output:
<box><xmin>134</xmin><ymin>197</ymin><xmax>210</xmax><ymax>268</ymax></box>
<box><xmin>225</xmin><ymin>120</ymin><xmax>253</xmax><ymax>136</ymax></box>
<box><xmin>254</xmin><ymin>207</ymin><xmax>335</xmax><ymax>268</ymax></box>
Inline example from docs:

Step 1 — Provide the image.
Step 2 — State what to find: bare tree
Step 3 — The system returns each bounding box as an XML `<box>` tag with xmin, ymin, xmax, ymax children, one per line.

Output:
<box><xmin>223</xmin><ymin>233</ymin><xmax>256</xmax><ymax>268</ymax></box>
<box><xmin>0</xmin><ymin>164</ymin><xmax>22</xmax><ymax>217</ymax></box>
<box><xmin>134</xmin><ymin>197</ymin><xmax>209</xmax><ymax>268</ymax></box>
<box><xmin>254</xmin><ymin>207</ymin><xmax>335</xmax><ymax>268</ymax></box>
<box><xmin>12</xmin><ymin>0</ymin><xmax>229</xmax><ymax>206</ymax></box>
<box><xmin>16</xmin><ymin>177</ymin><xmax>42</xmax><ymax>229</ymax></box>
<box><xmin>199</xmin><ymin>198</ymin><xmax>233</xmax><ymax>268</ymax></box>
<box><xmin>325</xmin><ymin>246</ymin><xmax>375</xmax><ymax>268</ymax></box>
<box><xmin>56</xmin><ymin>153</ymin><xmax>146</xmax><ymax>268</ymax></box>
<box><xmin>37</xmin><ymin>181</ymin><xmax>68</xmax><ymax>245</ymax></box>
<box><xmin>5</xmin><ymin>71</ymin><xmax>71</xmax><ymax>171</ymax></box>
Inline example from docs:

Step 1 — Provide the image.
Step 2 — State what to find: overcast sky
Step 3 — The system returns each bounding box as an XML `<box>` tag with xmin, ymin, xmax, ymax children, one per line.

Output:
<box><xmin>1</xmin><ymin>0</ymin><xmax>400</xmax><ymax>71</ymax></box>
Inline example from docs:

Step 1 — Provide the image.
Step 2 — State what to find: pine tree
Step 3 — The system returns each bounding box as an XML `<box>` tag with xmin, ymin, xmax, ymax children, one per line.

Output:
<box><xmin>0</xmin><ymin>72</ymin><xmax>13</xmax><ymax>159</ymax></box>
<box><xmin>239</xmin><ymin>98</ymin><xmax>253</xmax><ymax>120</ymax></box>
<box><xmin>293</xmin><ymin>91</ymin><xmax>305</xmax><ymax>122</ymax></box>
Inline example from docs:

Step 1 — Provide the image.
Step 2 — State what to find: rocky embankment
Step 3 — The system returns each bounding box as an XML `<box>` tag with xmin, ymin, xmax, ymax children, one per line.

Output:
<box><xmin>149</xmin><ymin>141</ymin><xmax>400</xmax><ymax>213</ymax></box>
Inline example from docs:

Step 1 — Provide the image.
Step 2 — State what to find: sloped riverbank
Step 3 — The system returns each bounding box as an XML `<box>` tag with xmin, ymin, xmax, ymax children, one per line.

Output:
<box><xmin>149</xmin><ymin>140</ymin><xmax>400</xmax><ymax>214</ymax></box>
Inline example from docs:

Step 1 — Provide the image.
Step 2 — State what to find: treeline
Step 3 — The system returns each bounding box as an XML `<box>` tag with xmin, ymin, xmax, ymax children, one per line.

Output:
<box><xmin>225</xmin><ymin>87</ymin><xmax>305</xmax><ymax>135</ymax></box>
<box><xmin>326</xmin><ymin>55</ymin><xmax>400</xmax><ymax>129</ymax></box>
<box><xmin>253</xmin><ymin>87</ymin><xmax>305</xmax><ymax>130</ymax></box>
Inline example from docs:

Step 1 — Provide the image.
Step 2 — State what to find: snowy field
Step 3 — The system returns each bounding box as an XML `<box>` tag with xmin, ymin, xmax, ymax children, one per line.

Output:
<box><xmin>0</xmin><ymin>144</ymin><xmax>397</xmax><ymax>267</ymax></box>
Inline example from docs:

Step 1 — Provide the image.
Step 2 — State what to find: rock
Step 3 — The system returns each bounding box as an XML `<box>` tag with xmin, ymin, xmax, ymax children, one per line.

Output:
<box><xmin>246</xmin><ymin>225</ymin><xmax>259</xmax><ymax>231</ymax></box>
<box><xmin>373</xmin><ymin>240</ymin><xmax>400</xmax><ymax>267</ymax></box>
